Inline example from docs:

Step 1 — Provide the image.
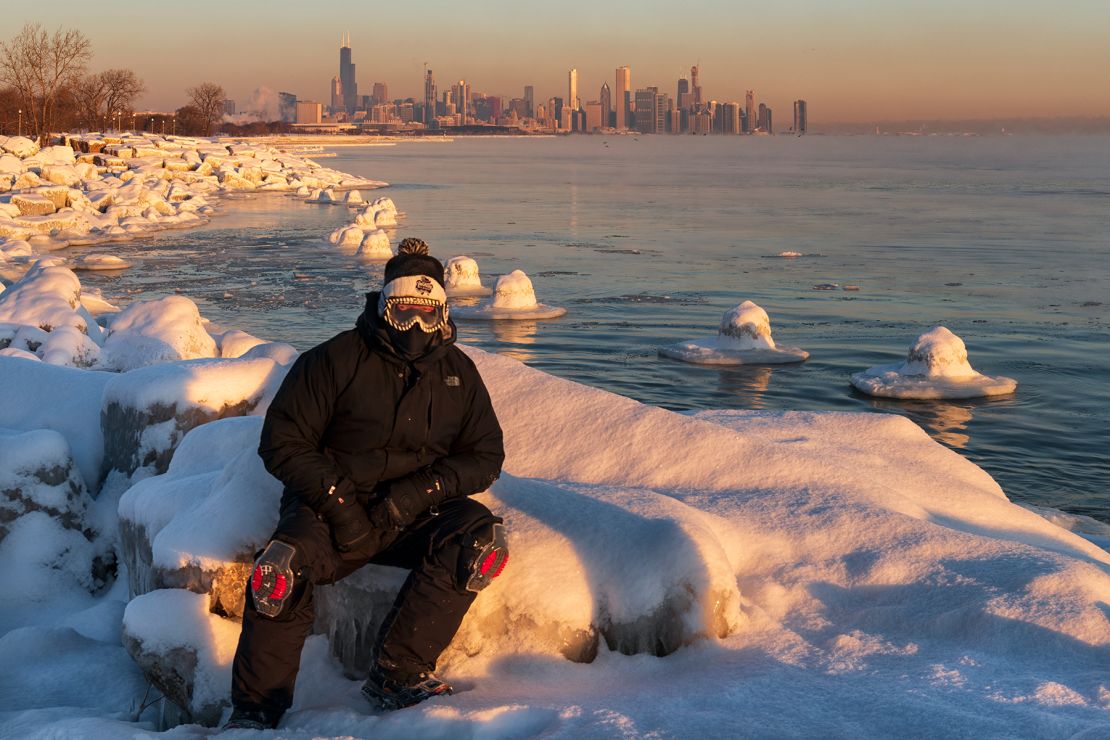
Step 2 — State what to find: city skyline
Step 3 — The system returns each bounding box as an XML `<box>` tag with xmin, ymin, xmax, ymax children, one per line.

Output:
<box><xmin>8</xmin><ymin>0</ymin><xmax>1110</xmax><ymax>122</ymax></box>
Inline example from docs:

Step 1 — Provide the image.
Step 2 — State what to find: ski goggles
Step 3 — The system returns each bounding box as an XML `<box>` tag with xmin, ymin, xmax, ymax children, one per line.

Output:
<box><xmin>382</xmin><ymin>296</ymin><xmax>449</xmax><ymax>333</ymax></box>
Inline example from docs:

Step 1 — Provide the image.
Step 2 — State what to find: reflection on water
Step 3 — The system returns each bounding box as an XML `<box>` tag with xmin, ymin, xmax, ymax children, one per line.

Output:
<box><xmin>869</xmin><ymin>399</ymin><xmax>975</xmax><ymax>448</ymax></box>
<box><xmin>717</xmin><ymin>366</ymin><xmax>773</xmax><ymax>408</ymax></box>
<box><xmin>490</xmin><ymin>319</ymin><xmax>539</xmax><ymax>363</ymax></box>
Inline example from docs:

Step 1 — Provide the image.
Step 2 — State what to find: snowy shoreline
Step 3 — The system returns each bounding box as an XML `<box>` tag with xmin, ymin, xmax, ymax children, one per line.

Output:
<box><xmin>1</xmin><ymin>136</ymin><xmax>1109</xmax><ymax>738</ymax></box>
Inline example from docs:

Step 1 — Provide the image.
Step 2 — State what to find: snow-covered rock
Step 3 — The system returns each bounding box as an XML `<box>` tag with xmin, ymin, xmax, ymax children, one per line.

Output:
<box><xmin>343</xmin><ymin>189</ymin><xmax>363</xmax><ymax>206</ymax></box>
<box><xmin>659</xmin><ymin>300</ymin><xmax>809</xmax><ymax>365</ymax></box>
<box><xmin>306</xmin><ymin>188</ymin><xmax>338</xmax><ymax>204</ymax></box>
<box><xmin>0</xmin><ymin>259</ymin><xmax>92</xmax><ymax>335</ymax></box>
<box><xmin>121</xmin><ymin>589</ymin><xmax>240</xmax><ymax>726</ymax></box>
<box><xmin>452</xmin><ymin>270</ymin><xmax>567</xmax><ymax>320</ymax></box>
<box><xmin>0</xmin><ymin>428</ymin><xmax>112</xmax><ymax>604</ymax></box>
<box><xmin>2</xmin><ymin>136</ymin><xmax>39</xmax><ymax>158</ymax></box>
<box><xmin>10</xmin><ymin>193</ymin><xmax>58</xmax><ymax>216</ymax></box>
<box><xmin>99</xmin><ymin>357</ymin><xmax>282</xmax><ymax>483</ymax></box>
<box><xmin>100</xmin><ymin>296</ymin><xmax>216</xmax><ymax>371</ymax></box>
<box><xmin>850</xmin><ymin>326</ymin><xmax>1018</xmax><ymax>399</ymax></box>
<box><xmin>444</xmin><ymin>255</ymin><xmax>492</xmax><ymax>297</ymax></box>
<box><xmin>213</xmin><ymin>328</ymin><xmax>266</xmax><ymax>358</ymax></box>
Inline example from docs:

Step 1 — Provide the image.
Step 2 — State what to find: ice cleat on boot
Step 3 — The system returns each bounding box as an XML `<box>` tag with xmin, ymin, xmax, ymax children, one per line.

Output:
<box><xmin>222</xmin><ymin>706</ymin><xmax>279</xmax><ymax>730</ymax></box>
<box><xmin>361</xmin><ymin>664</ymin><xmax>453</xmax><ymax>711</ymax></box>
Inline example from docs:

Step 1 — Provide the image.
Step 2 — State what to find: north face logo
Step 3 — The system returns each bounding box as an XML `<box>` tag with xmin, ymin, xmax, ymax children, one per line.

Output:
<box><xmin>416</xmin><ymin>277</ymin><xmax>434</xmax><ymax>295</ymax></box>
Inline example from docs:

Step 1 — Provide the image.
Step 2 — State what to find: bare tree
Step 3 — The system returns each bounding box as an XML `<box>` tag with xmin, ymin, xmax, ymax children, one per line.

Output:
<box><xmin>102</xmin><ymin>69</ymin><xmax>144</xmax><ymax>127</ymax></box>
<box><xmin>0</xmin><ymin>23</ymin><xmax>92</xmax><ymax>141</ymax></box>
<box><xmin>186</xmin><ymin>82</ymin><xmax>225</xmax><ymax>137</ymax></box>
<box><xmin>72</xmin><ymin>68</ymin><xmax>145</xmax><ymax>131</ymax></box>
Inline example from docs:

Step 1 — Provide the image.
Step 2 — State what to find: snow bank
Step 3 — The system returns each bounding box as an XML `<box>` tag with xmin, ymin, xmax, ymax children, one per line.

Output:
<box><xmin>0</xmin><ymin>357</ymin><xmax>111</xmax><ymax>490</ymax></box>
<box><xmin>444</xmin><ymin>255</ymin><xmax>493</xmax><ymax>297</ymax></box>
<box><xmin>660</xmin><ymin>300</ymin><xmax>809</xmax><ymax>365</ymax></box>
<box><xmin>452</xmin><ymin>270</ymin><xmax>567</xmax><ymax>320</ymax></box>
<box><xmin>851</xmin><ymin>326</ymin><xmax>1018</xmax><ymax>399</ymax></box>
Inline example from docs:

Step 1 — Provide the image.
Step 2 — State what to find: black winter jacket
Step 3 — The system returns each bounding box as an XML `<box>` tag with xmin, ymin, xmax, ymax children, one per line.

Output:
<box><xmin>258</xmin><ymin>293</ymin><xmax>504</xmax><ymax>513</ymax></box>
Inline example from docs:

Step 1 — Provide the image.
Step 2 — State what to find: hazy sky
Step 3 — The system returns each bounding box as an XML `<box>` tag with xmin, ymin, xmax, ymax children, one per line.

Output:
<box><xmin>6</xmin><ymin>0</ymin><xmax>1109</xmax><ymax>121</ymax></box>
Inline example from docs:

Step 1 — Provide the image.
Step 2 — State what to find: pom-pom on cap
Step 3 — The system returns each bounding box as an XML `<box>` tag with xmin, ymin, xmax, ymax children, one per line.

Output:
<box><xmin>383</xmin><ymin>237</ymin><xmax>445</xmax><ymax>289</ymax></box>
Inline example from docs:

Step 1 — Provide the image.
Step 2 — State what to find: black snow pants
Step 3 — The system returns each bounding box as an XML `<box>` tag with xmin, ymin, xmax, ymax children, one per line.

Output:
<box><xmin>230</xmin><ymin>494</ymin><xmax>497</xmax><ymax>716</ymax></box>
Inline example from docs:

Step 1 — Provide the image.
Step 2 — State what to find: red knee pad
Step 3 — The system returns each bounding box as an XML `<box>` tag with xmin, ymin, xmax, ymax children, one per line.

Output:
<box><xmin>250</xmin><ymin>540</ymin><xmax>298</xmax><ymax>618</ymax></box>
<box><xmin>464</xmin><ymin>522</ymin><xmax>508</xmax><ymax>592</ymax></box>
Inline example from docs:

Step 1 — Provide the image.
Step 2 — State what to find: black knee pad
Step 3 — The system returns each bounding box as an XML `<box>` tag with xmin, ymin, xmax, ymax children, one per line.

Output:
<box><xmin>456</xmin><ymin>519</ymin><xmax>509</xmax><ymax>593</ymax></box>
<box><xmin>249</xmin><ymin>540</ymin><xmax>307</xmax><ymax>618</ymax></box>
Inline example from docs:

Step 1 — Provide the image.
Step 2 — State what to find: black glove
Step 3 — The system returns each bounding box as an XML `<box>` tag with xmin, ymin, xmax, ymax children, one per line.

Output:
<box><xmin>314</xmin><ymin>478</ymin><xmax>372</xmax><ymax>552</ymax></box>
<box><xmin>373</xmin><ymin>469</ymin><xmax>450</xmax><ymax>532</ymax></box>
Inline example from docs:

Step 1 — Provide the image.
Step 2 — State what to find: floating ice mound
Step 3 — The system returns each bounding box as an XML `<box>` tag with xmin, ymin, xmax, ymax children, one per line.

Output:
<box><xmin>342</xmin><ymin>189</ymin><xmax>363</xmax><ymax>206</ymax></box>
<box><xmin>659</xmin><ymin>301</ymin><xmax>809</xmax><ymax>365</ymax></box>
<box><xmin>850</xmin><ymin>326</ymin><xmax>1017</xmax><ymax>399</ymax></box>
<box><xmin>327</xmin><ymin>225</ymin><xmax>364</xmax><ymax>249</ymax></box>
<box><xmin>305</xmin><ymin>188</ymin><xmax>338</xmax><ymax>204</ymax></box>
<box><xmin>444</xmin><ymin>255</ymin><xmax>492</xmax><ymax>297</ymax></box>
<box><xmin>355</xmin><ymin>229</ymin><xmax>392</xmax><ymax>260</ymax></box>
<box><xmin>72</xmin><ymin>254</ymin><xmax>132</xmax><ymax>271</ymax></box>
<box><xmin>451</xmin><ymin>269</ymin><xmax>566</xmax><ymax>320</ymax></box>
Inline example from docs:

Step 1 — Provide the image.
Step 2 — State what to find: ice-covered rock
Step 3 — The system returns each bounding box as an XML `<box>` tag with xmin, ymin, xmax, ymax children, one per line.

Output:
<box><xmin>343</xmin><ymin>189</ymin><xmax>363</xmax><ymax>206</ymax></box>
<box><xmin>451</xmin><ymin>270</ymin><xmax>567</xmax><ymax>320</ymax></box>
<box><xmin>355</xmin><ymin>229</ymin><xmax>392</xmax><ymax>259</ymax></box>
<box><xmin>0</xmin><ymin>428</ymin><xmax>112</xmax><ymax>603</ymax></box>
<box><xmin>118</xmin><ymin>416</ymin><xmax>278</xmax><ymax>618</ymax></box>
<box><xmin>373</xmin><ymin>208</ymin><xmax>397</xmax><ymax>228</ymax></box>
<box><xmin>10</xmin><ymin>193</ymin><xmax>57</xmax><ymax>216</ymax></box>
<box><xmin>659</xmin><ymin>300</ymin><xmax>809</xmax><ymax>365</ymax></box>
<box><xmin>328</xmin><ymin>225</ymin><xmax>364</xmax><ymax>249</ymax></box>
<box><xmin>850</xmin><ymin>326</ymin><xmax>1018</xmax><ymax>399</ymax></box>
<box><xmin>99</xmin><ymin>357</ymin><xmax>282</xmax><ymax>483</ymax></box>
<box><xmin>122</xmin><ymin>589</ymin><xmax>240</xmax><ymax>727</ymax></box>
<box><xmin>100</xmin><ymin>296</ymin><xmax>217</xmax><ymax>371</ymax></box>
<box><xmin>444</xmin><ymin>255</ymin><xmax>492</xmax><ymax>297</ymax></box>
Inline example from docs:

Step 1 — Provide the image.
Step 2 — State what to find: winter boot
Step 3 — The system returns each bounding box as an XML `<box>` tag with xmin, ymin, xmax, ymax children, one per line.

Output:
<box><xmin>222</xmin><ymin>706</ymin><xmax>279</xmax><ymax>730</ymax></box>
<box><xmin>361</xmin><ymin>664</ymin><xmax>453</xmax><ymax>711</ymax></box>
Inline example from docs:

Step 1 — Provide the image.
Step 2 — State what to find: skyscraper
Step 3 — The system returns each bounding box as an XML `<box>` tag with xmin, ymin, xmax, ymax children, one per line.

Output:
<box><xmin>615</xmin><ymin>66</ymin><xmax>631</xmax><ymax>130</ymax></box>
<box><xmin>793</xmin><ymin>100</ymin><xmax>807</xmax><ymax>134</ymax></box>
<box><xmin>524</xmin><ymin>85</ymin><xmax>534</xmax><ymax>118</ymax></box>
<box><xmin>599</xmin><ymin>82</ymin><xmax>612</xmax><ymax>129</ymax></box>
<box><xmin>452</xmin><ymin>80</ymin><xmax>470</xmax><ymax>124</ymax></box>
<box><xmin>677</xmin><ymin>77</ymin><xmax>689</xmax><ymax>106</ymax></box>
<box><xmin>330</xmin><ymin>77</ymin><xmax>343</xmax><ymax>114</ymax></box>
<box><xmin>423</xmin><ymin>68</ymin><xmax>436</xmax><ymax>126</ymax></box>
<box><xmin>690</xmin><ymin>65</ymin><xmax>702</xmax><ymax>108</ymax></box>
<box><xmin>568</xmin><ymin>68</ymin><xmax>579</xmax><ymax>111</ymax></box>
<box><xmin>745</xmin><ymin>90</ymin><xmax>756</xmax><ymax>134</ymax></box>
<box><xmin>339</xmin><ymin>33</ymin><xmax>357</xmax><ymax>114</ymax></box>
<box><xmin>372</xmin><ymin>82</ymin><xmax>389</xmax><ymax>105</ymax></box>
<box><xmin>758</xmin><ymin>103</ymin><xmax>772</xmax><ymax>134</ymax></box>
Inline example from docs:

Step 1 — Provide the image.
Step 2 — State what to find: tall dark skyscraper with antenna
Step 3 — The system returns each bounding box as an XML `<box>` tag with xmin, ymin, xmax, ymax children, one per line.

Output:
<box><xmin>339</xmin><ymin>33</ymin><xmax>357</xmax><ymax>114</ymax></box>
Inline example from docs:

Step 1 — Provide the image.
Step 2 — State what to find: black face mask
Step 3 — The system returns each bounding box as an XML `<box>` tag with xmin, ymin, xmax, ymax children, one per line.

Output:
<box><xmin>387</xmin><ymin>325</ymin><xmax>437</xmax><ymax>361</ymax></box>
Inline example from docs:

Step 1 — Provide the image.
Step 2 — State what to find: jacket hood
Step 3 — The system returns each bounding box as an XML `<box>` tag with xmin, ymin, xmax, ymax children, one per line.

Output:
<box><xmin>356</xmin><ymin>291</ymin><xmax>456</xmax><ymax>366</ymax></box>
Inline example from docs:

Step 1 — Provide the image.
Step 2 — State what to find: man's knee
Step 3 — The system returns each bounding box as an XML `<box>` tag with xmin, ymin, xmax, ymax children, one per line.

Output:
<box><xmin>430</xmin><ymin>499</ymin><xmax>509</xmax><ymax>593</ymax></box>
<box><xmin>247</xmin><ymin>539</ymin><xmax>312</xmax><ymax>619</ymax></box>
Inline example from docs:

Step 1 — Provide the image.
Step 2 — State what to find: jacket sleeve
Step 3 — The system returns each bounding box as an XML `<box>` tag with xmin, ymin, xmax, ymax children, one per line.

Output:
<box><xmin>428</xmin><ymin>359</ymin><xmax>505</xmax><ymax>498</ymax></box>
<box><xmin>258</xmin><ymin>344</ymin><xmax>349</xmax><ymax>509</ymax></box>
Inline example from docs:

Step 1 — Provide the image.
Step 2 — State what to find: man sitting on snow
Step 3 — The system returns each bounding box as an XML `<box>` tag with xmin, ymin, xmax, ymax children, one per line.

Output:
<box><xmin>224</xmin><ymin>238</ymin><xmax>507</xmax><ymax>731</ymax></box>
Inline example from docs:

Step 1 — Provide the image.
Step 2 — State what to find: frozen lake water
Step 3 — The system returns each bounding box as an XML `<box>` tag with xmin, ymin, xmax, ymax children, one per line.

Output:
<box><xmin>77</xmin><ymin>135</ymin><xmax>1110</xmax><ymax>521</ymax></box>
